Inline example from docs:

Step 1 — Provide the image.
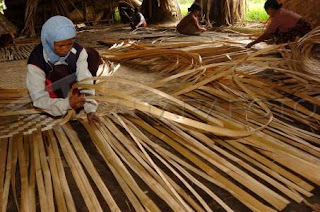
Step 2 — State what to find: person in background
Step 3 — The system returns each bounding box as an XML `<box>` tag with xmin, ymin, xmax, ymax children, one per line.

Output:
<box><xmin>246</xmin><ymin>0</ymin><xmax>312</xmax><ymax>48</ymax></box>
<box><xmin>176</xmin><ymin>3</ymin><xmax>206</xmax><ymax>36</ymax></box>
<box><xmin>26</xmin><ymin>16</ymin><xmax>100</xmax><ymax>123</ymax></box>
<box><xmin>130</xmin><ymin>8</ymin><xmax>147</xmax><ymax>30</ymax></box>
<box><xmin>119</xmin><ymin>1</ymin><xmax>135</xmax><ymax>24</ymax></box>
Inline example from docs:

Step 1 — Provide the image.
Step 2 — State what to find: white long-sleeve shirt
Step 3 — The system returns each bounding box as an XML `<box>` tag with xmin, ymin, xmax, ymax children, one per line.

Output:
<box><xmin>26</xmin><ymin>47</ymin><xmax>98</xmax><ymax>116</ymax></box>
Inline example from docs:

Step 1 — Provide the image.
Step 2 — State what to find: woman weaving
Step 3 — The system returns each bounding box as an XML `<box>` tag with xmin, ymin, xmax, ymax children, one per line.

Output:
<box><xmin>26</xmin><ymin>16</ymin><xmax>101</xmax><ymax>123</ymax></box>
<box><xmin>246</xmin><ymin>0</ymin><xmax>312</xmax><ymax>48</ymax></box>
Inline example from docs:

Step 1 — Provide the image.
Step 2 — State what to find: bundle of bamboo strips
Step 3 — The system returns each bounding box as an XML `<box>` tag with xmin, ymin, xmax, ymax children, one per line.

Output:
<box><xmin>0</xmin><ymin>43</ymin><xmax>37</xmax><ymax>62</ymax></box>
<box><xmin>1</xmin><ymin>33</ymin><xmax>320</xmax><ymax>211</ymax></box>
<box><xmin>282</xmin><ymin>27</ymin><xmax>320</xmax><ymax>78</ymax></box>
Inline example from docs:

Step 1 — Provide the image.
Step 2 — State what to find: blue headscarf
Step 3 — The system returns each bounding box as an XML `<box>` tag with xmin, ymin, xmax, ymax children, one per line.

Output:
<box><xmin>41</xmin><ymin>16</ymin><xmax>76</xmax><ymax>64</ymax></box>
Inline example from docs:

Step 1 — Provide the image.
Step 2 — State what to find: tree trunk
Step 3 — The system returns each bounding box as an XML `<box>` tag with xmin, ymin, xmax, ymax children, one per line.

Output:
<box><xmin>141</xmin><ymin>0</ymin><xmax>181</xmax><ymax>24</ymax></box>
<box><xmin>196</xmin><ymin>0</ymin><xmax>246</xmax><ymax>26</ymax></box>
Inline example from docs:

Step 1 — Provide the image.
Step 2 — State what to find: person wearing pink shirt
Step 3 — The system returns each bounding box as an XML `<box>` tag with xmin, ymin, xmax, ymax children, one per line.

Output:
<box><xmin>246</xmin><ymin>0</ymin><xmax>311</xmax><ymax>48</ymax></box>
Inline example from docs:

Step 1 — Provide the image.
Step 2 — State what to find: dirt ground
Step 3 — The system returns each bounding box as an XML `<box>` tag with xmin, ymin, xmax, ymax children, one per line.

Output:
<box><xmin>2</xmin><ymin>24</ymin><xmax>320</xmax><ymax>211</ymax></box>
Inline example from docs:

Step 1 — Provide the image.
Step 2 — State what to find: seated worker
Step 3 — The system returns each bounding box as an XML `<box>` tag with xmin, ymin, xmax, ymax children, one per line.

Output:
<box><xmin>246</xmin><ymin>0</ymin><xmax>311</xmax><ymax>48</ymax></box>
<box><xmin>26</xmin><ymin>16</ymin><xmax>100</xmax><ymax>123</ymax></box>
<box><xmin>130</xmin><ymin>8</ymin><xmax>147</xmax><ymax>30</ymax></box>
<box><xmin>176</xmin><ymin>3</ymin><xmax>206</xmax><ymax>36</ymax></box>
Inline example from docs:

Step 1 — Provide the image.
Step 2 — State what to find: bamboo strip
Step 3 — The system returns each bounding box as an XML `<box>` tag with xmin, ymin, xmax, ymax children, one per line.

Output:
<box><xmin>122</xmin><ymin>115</ymin><xmax>247</xmax><ymax>212</ymax></box>
<box><xmin>237</xmin><ymin>77</ymin><xmax>320</xmax><ymax>121</ymax></box>
<box><xmin>17</xmin><ymin>134</ymin><xmax>29</xmax><ymax>211</ymax></box>
<box><xmin>10</xmin><ymin>135</ymin><xmax>19</xmax><ymax>210</ymax></box>
<box><xmin>38</xmin><ymin>131</ymin><xmax>55</xmax><ymax>212</ymax></box>
<box><xmin>179</xmin><ymin>125</ymin><xmax>304</xmax><ymax>203</ymax></box>
<box><xmin>215</xmin><ymin>139</ymin><xmax>313</xmax><ymax>197</ymax></box>
<box><xmin>239</xmin><ymin>71</ymin><xmax>320</xmax><ymax>108</ymax></box>
<box><xmin>27</xmin><ymin>134</ymin><xmax>36</xmax><ymax>212</ymax></box>
<box><xmin>170</xmin><ymin>160</ymin><xmax>230</xmax><ymax>212</ymax></box>
<box><xmin>98</xmin><ymin>117</ymin><xmax>174</xmax><ymax>211</ymax></box>
<box><xmin>111</xmin><ymin>116</ymin><xmax>206</xmax><ymax>212</ymax></box>
<box><xmin>173</xmin><ymin>66</ymin><xmax>234</xmax><ymax>96</ymax></box>
<box><xmin>54</xmin><ymin>126</ymin><xmax>103</xmax><ymax>212</ymax></box>
<box><xmin>127</xmin><ymin>117</ymin><xmax>276</xmax><ymax>212</ymax></box>
<box><xmin>274</xmin><ymin>120</ymin><xmax>320</xmax><ymax>144</ymax></box>
<box><xmin>23</xmin><ymin>135</ymin><xmax>30</xmax><ymax>172</ymax></box>
<box><xmin>245</xmin><ymin>132</ymin><xmax>320</xmax><ymax>167</ymax></box>
<box><xmin>136</xmin><ymin>138</ymin><xmax>213</xmax><ymax>212</ymax></box>
<box><xmin>86</xmin><ymin>95</ymin><xmax>267</xmax><ymax>137</ymax></box>
<box><xmin>76</xmin><ymin>77</ymin><xmax>224</xmax><ymax>126</ymax></box>
<box><xmin>224</xmin><ymin>140</ymin><xmax>314</xmax><ymax>192</ymax></box>
<box><xmin>250</xmin><ymin>120</ymin><xmax>320</xmax><ymax>158</ymax></box>
<box><xmin>253</xmin><ymin>144</ymin><xmax>320</xmax><ymax>186</ymax></box>
<box><xmin>81</xmin><ymin>120</ymin><xmax>159</xmax><ymax>212</ymax></box>
<box><xmin>2</xmin><ymin>139</ymin><xmax>12</xmax><ymax>212</ymax></box>
<box><xmin>46</xmin><ymin>137</ymin><xmax>69</xmax><ymax>212</ymax></box>
<box><xmin>0</xmin><ymin>109</ymin><xmax>42</xmax><ymax>116</ymax></box>
<box><xmin>33</xmin><ymin>130</ymin><xmax>49</xmax><ymax>211</ymax></box>
<box><xmin>108</xmin><ymin>165</ymin><xmax>145</xmax><ymax>212</ymax></box>
<box><xmin>62</xmin><ymin>124</ymin><xmax>121</xmax><ymax>212</ymax></box>
<box><xmin>186</xmin><ymin>98</ymin><xmax>320</xmax><ymax>183</ymax></box>
<box><xmin>0</xmin><ymin>138</ymin><xmax>8</xmax><ymax>211</ymax></box>
<box><xmin>102</xmin><ymin>119</ymin><xmax>190</xmax><ymax>211</ymax></box>
<box><xmin>109</xmin><ymin>115</ymin><xmax>192</xmax><ymax>211</ymax></box>
<box><xmin>47</xmin><ymin>130</ymin><xmax>76</xmax><ymax>212</ymax></box>
<box><xmin>161</xmin><ymin>120</ymin><xmax>289</xmax><ymax>211</ymax></box>
<box><xmin>120</xmin><ymin>117</ymin><xmax>215</xmax><ymax>212</ymax></box>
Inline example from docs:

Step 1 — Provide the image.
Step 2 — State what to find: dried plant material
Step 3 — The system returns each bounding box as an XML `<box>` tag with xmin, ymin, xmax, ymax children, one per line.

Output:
<box><xmin>1</xmin><ymin>30</ymin><xmax>320</xmax><ymax>211</ymax></box>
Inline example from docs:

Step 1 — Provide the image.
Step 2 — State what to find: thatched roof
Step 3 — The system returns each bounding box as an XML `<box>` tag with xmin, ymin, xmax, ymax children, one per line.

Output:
<box><xmin>0</xmin><ymin>13</ymin><xmax>17</xmax><ymax>34</ymax></box>
<box><xmin>4</xmin><ymin>0</ymin><xmax>141</xmax><ymax>36</ymax></box>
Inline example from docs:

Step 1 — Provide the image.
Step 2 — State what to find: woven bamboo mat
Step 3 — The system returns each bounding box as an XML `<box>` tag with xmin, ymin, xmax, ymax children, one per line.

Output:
<box><xmin>0</xmin><ymin>43</ymin><xmax>37</xmax><ymax>62</ymax></box>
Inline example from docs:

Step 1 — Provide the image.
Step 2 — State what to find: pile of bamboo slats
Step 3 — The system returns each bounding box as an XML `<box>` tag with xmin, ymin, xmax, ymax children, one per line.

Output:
<box><xmin>0</xmin><ymin>43</ymin><xmax>37</xmax><ymax>62</ymax></box>
<box><xmin>282</xmin><ymin>27</ymin><xmax>320</xmax><ymax>78</ymax></box>
<box><xmin>1</xmin><ymin>29</ymin><xmax>320</xmax><ymax>211</ymax></box>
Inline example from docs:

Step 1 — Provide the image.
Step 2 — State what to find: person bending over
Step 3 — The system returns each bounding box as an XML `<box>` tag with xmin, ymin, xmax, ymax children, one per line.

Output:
<box><xmin>26</xmin><ymin>16</ymin><xmax>101</xmax><ymax>123</ymax></box>
<box><xmin>246</xmin><ymin>0</ymin><xmax>311</xmax><ymax>48</ymax></box>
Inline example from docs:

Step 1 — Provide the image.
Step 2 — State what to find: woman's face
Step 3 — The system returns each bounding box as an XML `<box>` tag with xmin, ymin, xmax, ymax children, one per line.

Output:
<box><xmin>266</xmin><ymin>8</ymin><xmax>277</xmax><ymax>17</ymax></box>
<box><xmin>54</xmin><ymin>38</ymin><xmax>74</xmax><ymax>56</ymax></box>
<box><xmin>193</xmin><ymin>10</ymin><xmax>200</xmax><ymax>16</ymax></box>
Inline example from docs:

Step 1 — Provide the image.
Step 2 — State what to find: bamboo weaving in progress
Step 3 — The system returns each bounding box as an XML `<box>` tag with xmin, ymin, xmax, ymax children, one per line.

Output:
<box><xmin>1</xmin><ymin>28</ymin><xmax>320</xmax><ymax>211</ymax></box>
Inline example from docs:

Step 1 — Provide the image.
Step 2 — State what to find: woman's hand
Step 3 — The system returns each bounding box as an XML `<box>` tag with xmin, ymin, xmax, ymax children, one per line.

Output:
<box><xmin>246</xmin><ymin>41</ymin><xmax>255</xmax><ymax>48</ymax></box>
<box><xmin>87</xmin><ymin>112</ymin><xmax>101</xmax><ymax>125</ymax></box>
<box><xmin>69</xmin><ymin>93</ymin><xmax>85</xmax><ymax>110</ymax></box>
<box><xmin>200</xmin><ymin>27</ymin><xmax>207</xmax><ymax>32</ymax></box>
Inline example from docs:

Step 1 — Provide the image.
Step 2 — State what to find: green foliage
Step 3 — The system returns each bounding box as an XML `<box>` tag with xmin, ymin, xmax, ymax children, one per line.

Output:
<box><xmin>246</xmin><ymin>7</ymin><xmax>268</xmax><ymax>22</ymax></box>
<box><xmin>246</xmin><ymin>0</ymin><xmax>269</xmax><ymax>22</ymax></box>
<box><xmin>179</xmin><ymin>4</ymin><xmax>190</xmax><ymax>17</ymax></box>
<box><xmin>114</xmin><ymin>8</ymin><xmax>121</xmax><ymax>22</ymax></box>
<box><xmin>248</xmin><ymin>0</ymin><xmax>265</xmax><ymax>3</ymax></box>
<box><xmin>0</xmin><ymin>1</ymin><xmax>3</xmax><ymax>14</ymax></box>
<box><xmin>178</xmin><ymin>0</ymin><xmax>193</xmax><ymax>17</ymax></box>
<box><xmin>178</xmin><ymin>0</ymin><xmax>194</xmax><ymax>5</ymax></box>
